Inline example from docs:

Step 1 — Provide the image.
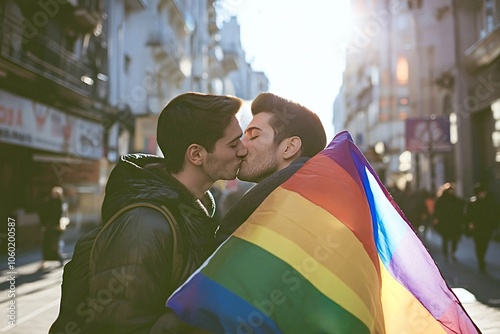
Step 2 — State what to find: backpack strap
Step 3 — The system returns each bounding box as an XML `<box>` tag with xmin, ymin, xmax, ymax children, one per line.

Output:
<box><xmin>89</xmin><ymin>202</ymin><xmax>183</xmax><ymax>284</ymax></box>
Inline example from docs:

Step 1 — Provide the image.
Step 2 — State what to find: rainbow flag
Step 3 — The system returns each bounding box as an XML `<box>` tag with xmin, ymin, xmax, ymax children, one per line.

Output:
<box><xmin>167</xmin><ymin>131</ymin><xmax>479</xmax><ymax>333</ymax></box>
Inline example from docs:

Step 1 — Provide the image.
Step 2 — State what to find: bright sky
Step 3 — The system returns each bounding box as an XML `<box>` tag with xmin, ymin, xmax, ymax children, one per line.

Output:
<box><xmin>222</xmin><ymin>0</ymin><xmax>353</xmax><ymax>142</ymax></box>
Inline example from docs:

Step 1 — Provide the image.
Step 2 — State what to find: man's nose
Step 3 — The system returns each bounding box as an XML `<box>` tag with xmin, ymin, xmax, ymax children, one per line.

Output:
<box><xmin>237</xmin><ymin>142</ymin><xmax>248</xmax><ymax>158</ymax></box>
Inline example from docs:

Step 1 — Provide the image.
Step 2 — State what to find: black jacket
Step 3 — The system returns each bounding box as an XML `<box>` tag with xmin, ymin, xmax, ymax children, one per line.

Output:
<box><xmin>466</xmin><ymin>194</ymin><xmax>499</xmax><ymax>238</ymax></box>
<box><xmin>83</xmin><ymin>154</ymin><xmax>217</xmax><ymax>333</ymax></box>
<box><xmin>215</xmin><ymin>157</ymin><xmax>309</xmax><ymax>245</ymax></box>
<box><xmin>39</xmin><ymin>197</ymin><xmax>62</xmax><ymax>229</ymax></box>
<box><xmin>434</xmin><ymin>192</ymin><xmax>466</xmax><ymax>238</ymax></box>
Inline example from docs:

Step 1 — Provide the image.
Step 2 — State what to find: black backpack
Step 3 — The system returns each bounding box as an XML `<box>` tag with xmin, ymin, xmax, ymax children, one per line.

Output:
<box><xmin>49</xmin><ymin>202</ymin><xmax>182</xmax><ymax>334</ymax></box>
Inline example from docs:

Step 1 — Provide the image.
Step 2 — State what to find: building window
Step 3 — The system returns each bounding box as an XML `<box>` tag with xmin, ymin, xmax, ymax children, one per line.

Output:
<box><xmin>482</xmin><ymin>0</ymin><xmax>499</xmax><ymax>36</ymax></box>
<box><xmin>492</xmin><ymin>100</ymin><xmax>500</xmax><ymax>161</ymax></box>
<box><xmin>396</xmin><ymin>56</ymin><xmax>409</xmax><ymax>85</ymax></box>
<box><xmin>408</xmin><ymin>0</ymin><xmax>423</xmax><ymax>10</ymax></box>
<box><xmin>124</xmin><ymin>54</ymin><xmax>131</xmax><ymax>74</ymax></box>
<box><xmin>355</xmin><ymin>133</ymin><xmax>364</xmax><ymax>146</ymax></box>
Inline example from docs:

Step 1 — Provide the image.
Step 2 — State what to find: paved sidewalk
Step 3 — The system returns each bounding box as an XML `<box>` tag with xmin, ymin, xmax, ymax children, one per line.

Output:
<box><xmin>454</xmin><ymin>288</ymin><xmax>500</xmax><ymax>333</ymax></box>
<box><xmin>0</xmin><ymin>242</ymin><xmax>75</xmax><ymax>334</ymax></box>
<box><xmin>421</xmin><ymin>227</ymin><xmax>500</xmax><ymax>333</ymax></box>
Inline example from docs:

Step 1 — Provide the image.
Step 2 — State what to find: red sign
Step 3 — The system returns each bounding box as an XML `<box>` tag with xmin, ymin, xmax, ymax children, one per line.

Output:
<box><xmin>0</xmin><ymin>90</ymin><xmax>103</xmax><ymax>159</ymax></box>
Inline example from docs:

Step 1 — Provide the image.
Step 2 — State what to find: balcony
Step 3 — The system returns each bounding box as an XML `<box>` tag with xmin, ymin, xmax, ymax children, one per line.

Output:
<box><xmin>207</xmin><ymin>49</ymin><xmax>238</xmax><ymax>78</ymax></box>
<box><xmin>74</xmin><ymin>9</ymin><xmax>101</xmax><ymax>30</ymax></box>
<box><xmin>147</xmin><ymin>22</ymin><xmax>190</xmax><ymax>80</ymax></box>
<box><xmin>73</xmin><ymin>0</ymin><xmax>102</xmax><ymax>30</ymax></box>
<box><xmin>464</xmin><ymin>24</ymin><xmax>500</xmax><ymax>72</ymax></box>
<box><xmin>168</xmin><ymin>0</ymin><xmax>195</xmax><ymax>33</ymax></box>
<box><xmin>221</xmin><ymin>50</ymin><xmax>240</xmax><ymax>74</ymax></box>
<box><xmin>125</xmin><ymin>0</ymin><xmax>148</xmax><ymax>11</ymax></box>
<box><xmin>0</xmin><ymin>16</ymin><xmax>102</xmax><ymax>98</ymax></box>
<box><xmin>147</xmin><ymin>22</ymin><xmax>183</xmax><ymax>62</ymax></box>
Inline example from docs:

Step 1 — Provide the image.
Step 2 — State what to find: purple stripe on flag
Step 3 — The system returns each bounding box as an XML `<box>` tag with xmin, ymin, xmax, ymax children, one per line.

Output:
<box><xmin>387</xmin><ymin>229</ymin><xmax>455</xmax><ymax>319</ymax></box>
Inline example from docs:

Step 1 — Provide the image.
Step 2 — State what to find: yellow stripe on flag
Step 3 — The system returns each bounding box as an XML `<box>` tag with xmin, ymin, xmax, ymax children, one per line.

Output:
<box><xmin>234</xmin><ymin>188</ymin><xmax>385</xmax><ymax>331</ymax></box>
<box><xmin>380</xmin><ymin>258</ymin><xmax>447</xmax><ymax>334</ymax></box>
<box><xmin>235</xmin><ymin>222</ymin><xmax>377</xmax><ymax>330</ymax></box>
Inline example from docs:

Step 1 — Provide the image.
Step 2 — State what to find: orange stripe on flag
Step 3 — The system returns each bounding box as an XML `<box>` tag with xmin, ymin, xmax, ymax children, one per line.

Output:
<box><xmin>233</xmin><ymin>187</ymin><xmax>385</xmax><ymax>330</ymax></box>
<box><xmin>281</xmin><ymin>155</ymin><xmax>380</xmax><ymax>270</ymax></box>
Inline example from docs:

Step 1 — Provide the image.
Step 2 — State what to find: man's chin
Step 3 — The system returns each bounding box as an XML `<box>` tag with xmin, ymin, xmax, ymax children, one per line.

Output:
<box><xmin>221</xmin><ymin>167</ymin><xmax>240</xmax><ymax>181</ymax></box>
<box><xmin>220</xmin><ymin>173</ymin><xmax>237</xmax><ymax>181</ymax></box>
<box><xmin>236</xmin><ymin>168</ymin><xmax>245</xmax><ymax>180</ymax></box>
<box><xmin>236</xmin><ymin>170</ymin><xmax>253</xmax><ymax>182</ymax></box>
<box><xmin>238</xmin><ymin>167</ymin><xmax>276</xmax><ymax>183</ymax></box>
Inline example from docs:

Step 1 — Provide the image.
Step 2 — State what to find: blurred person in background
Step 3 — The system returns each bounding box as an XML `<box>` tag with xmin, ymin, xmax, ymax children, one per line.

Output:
<box><xmin>422</xmin><ymin>190</ymin><xmax>436</xmax><ymax>240</ymax></box>
<box><xmin>38</xmin><ymin>186</ymin><xmax>65</xmax><ymax>270</ymax></box>
<box><xmin>398</xmin><ymin>183</ymin><xmax>428</xmax><ymax>234</ymax></box>
<box><xmin>466</xmin><ymin>183</ymin><xmax>500</xmax><ymax>273</ymax></box>
<box><xmin>433</xmin><ymin>183</ymin><xmax>466</xmax><ymax>262</ymax></box>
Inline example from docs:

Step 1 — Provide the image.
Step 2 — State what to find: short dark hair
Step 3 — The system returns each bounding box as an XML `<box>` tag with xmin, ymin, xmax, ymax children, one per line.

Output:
<box><xmin>251</xmin><ymin>92</ymin><xmax>326</xmax><ymax>157</ymax></box>
<box><xmin>157</xmin><ymin>92</ymin><xmax>242</xmax><ymax>173</ymax></box>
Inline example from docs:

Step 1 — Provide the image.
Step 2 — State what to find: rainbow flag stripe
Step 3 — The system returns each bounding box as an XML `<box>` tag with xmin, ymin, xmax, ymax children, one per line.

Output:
<box><xmin>167</xmin><ymin>131</ymin><xmax>479</xmax><ymax>333</ymax></box>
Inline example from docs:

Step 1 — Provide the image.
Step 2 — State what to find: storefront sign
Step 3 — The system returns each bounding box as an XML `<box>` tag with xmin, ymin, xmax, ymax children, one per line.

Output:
<box><xmin>405</xmin><ymin>116</ymin><xmax>452</xmax><ymax>153</ymax></box>
<box><xmin>0</xmin><ymin>90</ymin><xmax>103</xmax><ymax>159</ymax></box>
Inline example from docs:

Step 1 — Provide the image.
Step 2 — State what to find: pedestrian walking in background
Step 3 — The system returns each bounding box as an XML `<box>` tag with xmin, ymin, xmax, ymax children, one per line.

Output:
<box><xmin>433</xmin><ymin>183</ymin><xmax>466</xmax><ymax>262</ymax></box>
<box><xmin>421</xmin><ymin>190</ymin><xmax>436</xmax><ymax>240</ymax></box>
<box><xmin>466</xmin><ymin>183</ymin><xmax>500</xmax><ymax>273</ymax></box>
<box><xmin>398</xmin><ymin>184</ymin><xmax>428</xmax><ymax>233</ymax></box>
<box><xmin>38</xmin><ymin>186</ymin><xmax>65</xmax><ymax>270</ymax></box>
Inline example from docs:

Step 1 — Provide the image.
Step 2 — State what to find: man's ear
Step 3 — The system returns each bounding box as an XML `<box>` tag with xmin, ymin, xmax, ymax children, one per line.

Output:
<box><xmin>283</xmin><ymin>136</ymin><xmax>302</xmax><ymax>160</ymax></box>
<box><xmin>186</xmin><ymin>144</ymin><xmax>205</xmax><ymax>166</ymax></box>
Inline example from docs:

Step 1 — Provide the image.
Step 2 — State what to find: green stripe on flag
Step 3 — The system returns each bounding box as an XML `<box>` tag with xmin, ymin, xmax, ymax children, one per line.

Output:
<box><xmin>203</xmin><ymin>237</ymin><xmax>371</xmax><ymax>334</ymax></box>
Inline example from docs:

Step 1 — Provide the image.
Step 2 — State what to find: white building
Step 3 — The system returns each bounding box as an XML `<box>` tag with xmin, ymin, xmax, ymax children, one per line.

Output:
<box><xmin>0</xmin><ymin>0</ymin><xmax>269</xmax><ymax>249</ymax></box>
<box><xmin>219</xmin><ymin>16</ymin><xmax>269</xmax><ymax>100</ymax></box>
<box><xmin>338</xmin><ymin>0</ymin><xmax>500</xmax><ymax>200</ymax></box>
<box><xmin>338</xmin><ymin>0</ymin><xmax>458</xmax><ymax>192</ymax></box>
<box><xmin>107</xmin><ymin>2</ymin><xmax>268</xmax><ymax>156</ymax></box>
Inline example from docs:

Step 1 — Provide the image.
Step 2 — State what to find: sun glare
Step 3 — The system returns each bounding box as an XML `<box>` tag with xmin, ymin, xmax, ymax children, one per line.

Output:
<box><xmin>225</xmin><ymin>0</ymin><xmax>353</xmax><ymax>141</ymax></box>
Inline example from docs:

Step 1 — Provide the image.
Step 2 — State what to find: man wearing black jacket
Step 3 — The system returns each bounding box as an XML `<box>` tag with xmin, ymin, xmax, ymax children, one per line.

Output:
<box><xmin>51</xmin><ymin>92</ymin><xmax>247</xmax><ymax>334</ymax></box>
<box><xmin>216</xmin><ymin>93</ymin><xmax>327</xmax><ymax>244</ymax></box>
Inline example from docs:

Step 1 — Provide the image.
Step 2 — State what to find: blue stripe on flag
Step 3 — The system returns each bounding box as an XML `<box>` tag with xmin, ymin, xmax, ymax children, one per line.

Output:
<box><xmin>168</xmin><ymin>272</ymin><xmax>283</xmax><ymax>334</ymax></box>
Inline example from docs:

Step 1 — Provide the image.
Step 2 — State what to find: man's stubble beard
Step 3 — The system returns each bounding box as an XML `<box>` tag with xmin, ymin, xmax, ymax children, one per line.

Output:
<box><xmin>205</xmin><ymin>153</ymin><xmax>237</xmax><ymax>181</ymax></box>
<box><xmin>237</xmin><ymin>149</ymin><xmax>279</xmax><ymax>183</ymax></box>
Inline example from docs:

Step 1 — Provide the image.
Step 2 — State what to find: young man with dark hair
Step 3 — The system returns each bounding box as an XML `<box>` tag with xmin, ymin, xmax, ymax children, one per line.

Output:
<box><xmin>216</xmin><ymin>92</ymin><xmax>327</xmax><ymax>244</ymax></box>
<box><xmin>51</xmin><ymin>92</ymin><xmax>247</xmax><ymax>333</ymax></box>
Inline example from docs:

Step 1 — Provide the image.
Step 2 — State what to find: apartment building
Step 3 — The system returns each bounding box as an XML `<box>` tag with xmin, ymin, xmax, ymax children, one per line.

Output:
<box><xmin>0</xmin><ymin>0</ymin><xmax>268</xmax><ymax>250</ymax></box>
<box><xmin>336</xmin><ymin>0</ymin><xmax>500</xmax><ymax>200</ymax></box>
<box><xmin>0</xmin><ymin>0</ymin><xmax>111</xmax><ymax>246</ymax></box>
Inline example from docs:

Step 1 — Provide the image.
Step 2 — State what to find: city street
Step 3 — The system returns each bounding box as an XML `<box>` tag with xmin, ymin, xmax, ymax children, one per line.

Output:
<box><xmin>422</xmin><ymin>228</ymin><xmax>500</xmax><ymax>334</ymax></box>
<box><xmin>0</xmin><ymin>240</ymin><xmax>74</xmax><ymax>334</ymax></box>
<box><xmin>0</xmin><ymin>229</ymin><xmax>499</xmax><ymax>333</ymax></box>
<box><xmin>1</xmin><ymin>0</ymin><xmax>499</xmax><ymax>333</ymax></box>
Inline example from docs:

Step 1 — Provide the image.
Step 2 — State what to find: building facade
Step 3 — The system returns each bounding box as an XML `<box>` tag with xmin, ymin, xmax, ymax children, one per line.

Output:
<box><xmin>336</xmin><ymin>0</ymin><xmax>500</xmax><ymax>200</ymax></box>
<box><xmin>219</xmin><ymin>16</ymin><xmax>269</xmax><ymax>100</ymax></box>
<box><xmin>0</xmin><ymin>0</ymin><xmax>112</xmax><ymax>247</ymax></box>
<box><xmin>459</xmin><ymin>0</ymin><xmax>500</xmax><ymax>200</ymax></box>
<box><xmin>1</xmin><ymin>0</ymin><xmax>268</xmax><ymax>251</ymax></box>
